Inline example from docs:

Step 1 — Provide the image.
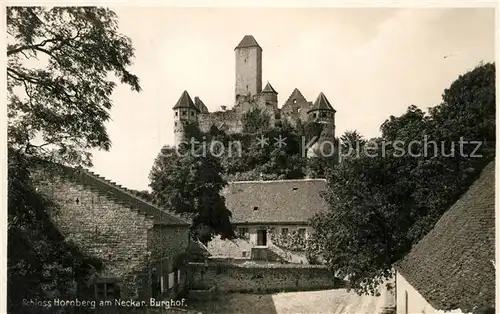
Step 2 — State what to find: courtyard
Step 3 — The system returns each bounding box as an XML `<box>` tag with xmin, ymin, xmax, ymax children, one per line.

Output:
<box><xmin>177</xmin><ymin>286</ymin><xmax>395</xmax><ymax>314</ymax></box>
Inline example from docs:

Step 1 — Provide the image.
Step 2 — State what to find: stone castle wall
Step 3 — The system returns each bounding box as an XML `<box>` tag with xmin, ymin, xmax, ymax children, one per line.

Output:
<box><xmin>187</xmin><ymin>261</ymin><xmax>340</xmax><ymax>293</ymax></box>
<box><xmin>198</xmin><ymin>111</ymin><xmax>243</xmax><ymax>134</ymax></box>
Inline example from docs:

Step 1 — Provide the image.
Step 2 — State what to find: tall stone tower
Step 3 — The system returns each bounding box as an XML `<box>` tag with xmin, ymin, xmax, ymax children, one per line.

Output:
<box><xmin>173</xmin><ymin>90</ymin><xmax>199</xmax><ymax>146</ymax></box>
<box><xmin>235</xmin><ymin>35</ymin><xmax>262</xmax><ymax>101</ymax></box>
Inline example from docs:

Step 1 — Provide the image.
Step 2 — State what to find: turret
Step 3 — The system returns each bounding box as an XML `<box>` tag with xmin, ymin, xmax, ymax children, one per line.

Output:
<box><xmin>306</xmin><ymin>92</ymin><xmax>337</xmax><ymax>158</ymax></box>
<box><xmin>173</xmin><ymin>91</ymin><xmax>198</xmax><ymax>146</ymax></box>
<box><xmin>260</xmin><ymin>82</ymin><xmax>278</xmax><ymax>108</ymax></box>
<box><xmin>307</xmin><ymin>92</ymin><xmax>336</xmax><ymax>134</ymax></box>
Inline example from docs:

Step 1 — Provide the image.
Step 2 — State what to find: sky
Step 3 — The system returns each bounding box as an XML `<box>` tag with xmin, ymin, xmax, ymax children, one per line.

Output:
<box><xmin>89</xmin><ymin>7</ymin><xmax>495</xmax><ymax>191</ymax></box>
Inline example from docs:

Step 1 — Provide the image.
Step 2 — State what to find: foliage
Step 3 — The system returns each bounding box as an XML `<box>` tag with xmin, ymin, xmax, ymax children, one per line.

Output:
<box><xmin>7</xmin><ymin>6</ymin><xmax>140</xmax><ymax>167</ymax></box>
<box><xmin>149</xmin><ymin>127</ymin><xmax>235</xmax><ymax>243</ymax></box>
<box><xmin>241</xmin><ymin>107</ymin><xmax>270</xmax><ymax>134</ymax></box>
<box><xmin>308</xmin><ymin>62</ymin><xmax>496</xmax><ymax>295</ymax></box>
<box><xmin>7</xmin><ymin>6</ymin><xmax>140</xmax><ymax>311</ymax></box>
<box><xmin>269</xmin><ymin>230</ymin><xmax>307</xmax><ymax>251</ymax></box>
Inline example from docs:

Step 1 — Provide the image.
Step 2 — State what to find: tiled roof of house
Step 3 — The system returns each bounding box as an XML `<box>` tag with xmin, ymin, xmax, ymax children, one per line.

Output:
<box><xmin>308</xmin><ymin>92</ymin><xmax>336</xmax><ymax>113</ymax></box>
<box><xmin>261</xmin><ymin>82</ymin><xmax>278</xmax><ymax>94</ymax></box>
<box><xmin>173</xmin><ymin>90</ymin><xmax>197</xmax><ymax>111</ymax></box>
<box><xmin>396</xmin><ymin>161</ymin><xmax>495</xmax><ymax>312</ymax></box>
<box><xmin>235</xmin><ymin>35</ymin><xmax>261</xmax><ymax>50</ymax></box>
<box><xmin>35</xmin><ymin>160</ymin><xmax>191</xmax><ymax>226</ymax></box>
<box><xmin>223</xmin><ymin>179</ymin><xmax>329</xmax><ymax>224</ymax></box>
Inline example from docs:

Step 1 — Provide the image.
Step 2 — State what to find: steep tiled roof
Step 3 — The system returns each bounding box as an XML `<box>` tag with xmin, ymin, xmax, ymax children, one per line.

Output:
<box><xmin>284</xmin><ymin>88</ymin><xmax>308</xmax><ymax>106</ymax></box>
<box><xmin>308</xmin><ymin>92</ymin><xmax>335</xmax><ymax>113</ymax></box>
<box><xmin>173</xmin><ymin>90</ymin><xmax>197</xmax><ymax>110</ymax></box>
<box><xmin>35</xmin><ymin>160</ymin><xmax>191</xmax><ymax>226</ymax></box>
<box><xmin>396</xmin><ymin>161</ymin><xmax>495</xmax><ymax>312</ymax></box>
<box><xmin>223</xmin><ymin>179</ymin><xmax>329</xmax><ymax>224</ymax></box>
<box><xmin>261</xmin><ymin>82</ymin><xmax>278</xmax><ymax>94</ymax></box>
<box><xmin>235</xmin><ymin>35</ymin><xmax>261</xmax><ymax>50</ymax></box>
<box><xmin>194</xmin><ymin>96</ymin><xmax>209</xmax><ymax>113</ymax></box>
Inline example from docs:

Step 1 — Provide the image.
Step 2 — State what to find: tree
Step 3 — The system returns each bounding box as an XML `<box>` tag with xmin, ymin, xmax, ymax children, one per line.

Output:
<box><xmin>340</xmin><ymin>130</ymin><xmax>366</xmax><ymax>159</ymax></box>
<box><xmin>7</xmin><ymin>6</ymin><xmax>140</xmax><ymax>167</ymax></box>
<box><xmin>149</xmin><ymin>127</ymin><xmax>235</xmax><ymax>244</ymax></box>
<box><xmin>241</xmin><ymin>107</ymin><xmax>271</xmax><ymax>134</ymax></box>
<box><xmin>7</xmin><ymin>7</ymin><xmax>140</xmax><ymax>312</ymax></box>
<box><xmin>308</xmin><ymin>62</ymin><xmax>495</xmax><ymax>295</ymax></box>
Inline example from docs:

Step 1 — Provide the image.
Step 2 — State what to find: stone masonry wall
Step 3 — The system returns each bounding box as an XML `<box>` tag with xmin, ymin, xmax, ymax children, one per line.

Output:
<box><xmin>198</xmin><ymin>111</ymin><xmax>243</xmax><ymax>134</ymax></box>
<box><xmin>32</xmin><ymin>171</ymin><xmax>156</xmax><ymax>299</ymax></box>
<box><xmin>187</xmin><ymin>262</ymin><xmax>339</xmax><ymax>293</ymax></box>
<box><xmin>147</xmin><ymin>226</ymin><xmax>190</xmax><ymax>296</ymax></box>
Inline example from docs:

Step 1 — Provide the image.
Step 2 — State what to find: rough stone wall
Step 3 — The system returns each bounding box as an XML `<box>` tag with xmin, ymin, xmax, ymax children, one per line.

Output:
<box><xmin>187</xmin><ymin>262</ymin><xmax>338</xmax><ymax>293</ymax></box>
<box><xmin>282</xmin><ymin>100</ymin><xmax>312</xmax><ymax>126</ymax></box>
<box><xmin>32</xmin><ymin>172</ymin><xmax>156</xmax><ymax>299</ymax></box>
<box><xmin>147</xmin><ymin>225</ymin><xmax>190</xmax><ymax>296</ymax></box>
<box><xmin>198</xmin><ymin>111</ymin><xmax>243</xmax><ymax>134</ymax></box>
<box><xmin>235</xmin><ymin>47</ymin><xmax>262</xmax><ymax>98</ymax></box>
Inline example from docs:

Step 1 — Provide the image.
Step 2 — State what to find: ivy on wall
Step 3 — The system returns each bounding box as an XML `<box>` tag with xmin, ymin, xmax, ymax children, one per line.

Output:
<box><xmin>268</xmin><ymin>228</ymin><xmax>307</xmax><ymax>251</ymax></box>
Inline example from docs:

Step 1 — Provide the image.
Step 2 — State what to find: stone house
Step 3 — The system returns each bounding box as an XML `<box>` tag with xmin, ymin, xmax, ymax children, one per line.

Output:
<box><xmin>395</xmin><ymin>161</ymin><xmax>495</xmax><ymax>314</ymax></box>
<box><xmin>208</xmin><ymin>179</ymin><xmax>329</xmax><ymax>263</ymax></box>
<box><xmin>32</xmin><ymin>162</ymin><xmax>192</xmax><ymax>302</ymax></box>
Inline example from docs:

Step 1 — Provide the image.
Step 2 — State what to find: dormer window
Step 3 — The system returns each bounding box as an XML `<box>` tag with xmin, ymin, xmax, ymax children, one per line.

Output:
<box><xmin>293</xmin><ymin>99</ymin><xmax>297</xmax><ymax>104</ymax></box>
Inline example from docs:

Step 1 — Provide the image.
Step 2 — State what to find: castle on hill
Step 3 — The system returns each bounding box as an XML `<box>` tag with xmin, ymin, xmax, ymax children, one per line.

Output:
<box><xmin>172</xmin><ymin>35</ymin><xmax>337</xmax><ymax>146</ymax></box>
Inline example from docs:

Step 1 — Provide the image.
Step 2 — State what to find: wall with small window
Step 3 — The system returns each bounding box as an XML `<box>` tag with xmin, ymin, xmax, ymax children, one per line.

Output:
<box><xmin>31</xmin><ymin>166</ymin><xmax>191</xmax><ymax>301</ymax></box>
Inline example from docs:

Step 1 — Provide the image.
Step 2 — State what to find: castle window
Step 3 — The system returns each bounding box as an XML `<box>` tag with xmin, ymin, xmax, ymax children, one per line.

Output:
<box><xmin>182</xmin><ymin>110</ymin><xmax>186</xmax><ymax>116</ymax></box>
<box><xmin>175</xmin><ymin>111</ymin><xmax>178</xmax><ymax>116</ymax></box>
<box><xmin>191</xmin><ymin>110</ymin><xmax>195</xmax><ymax>116</ymax></box>
<box><xmin>321</xmin><ymin>111</ymin><xmax>327</xmax><ymax>118</ymax></box>
<box><xmin>253</xmin><ymin>206</ymin><xmax>258</xmax><ymax>211</ymax></box>
<box><xmin>313</xmin><ymin>113</ymin><xmax>317</xmax><ymax>118</ymax></box>
<box><xmin>175</xmin><ymin>122</ymin><xmax>178</xmax><ymax>127</ymax></box>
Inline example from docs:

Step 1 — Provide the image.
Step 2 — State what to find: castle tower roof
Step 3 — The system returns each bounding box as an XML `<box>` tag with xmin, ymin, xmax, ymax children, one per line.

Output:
<box><xmin>261</xmin><ymin>82</ymin><xmax>278</xmax><ymax>94</ymax></box>
<box><xmin>194</xmin><ymin>97</ymin><xmax>209</xmax><ymax>113</ymax></box>
<box><xmin>173</xmin><ymin>90</ymin><xmax>197</xmax><ymax>111</ymax></box>
<box><xmin>308</xmin><ymin>92</ymin><xmax>336</xmax><ymax>113</ymax></box>
<box><xmin>235</xmin><ymin>35</ymin><xmax>262</xmax><ymax>50</ymax></box>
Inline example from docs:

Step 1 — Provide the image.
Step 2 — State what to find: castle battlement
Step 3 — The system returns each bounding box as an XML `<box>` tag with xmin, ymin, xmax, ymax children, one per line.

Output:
<box><xmin>172</xmin><ymin>35</ymin><xmax>336</xmax><ymax>144</ymax></box>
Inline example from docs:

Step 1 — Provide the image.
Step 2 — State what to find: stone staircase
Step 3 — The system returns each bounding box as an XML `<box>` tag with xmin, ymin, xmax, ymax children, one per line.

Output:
<box><xmin>268</xmin><ymin>241</ymin><xmax>292</xmax><ymax>263</ymax></box>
